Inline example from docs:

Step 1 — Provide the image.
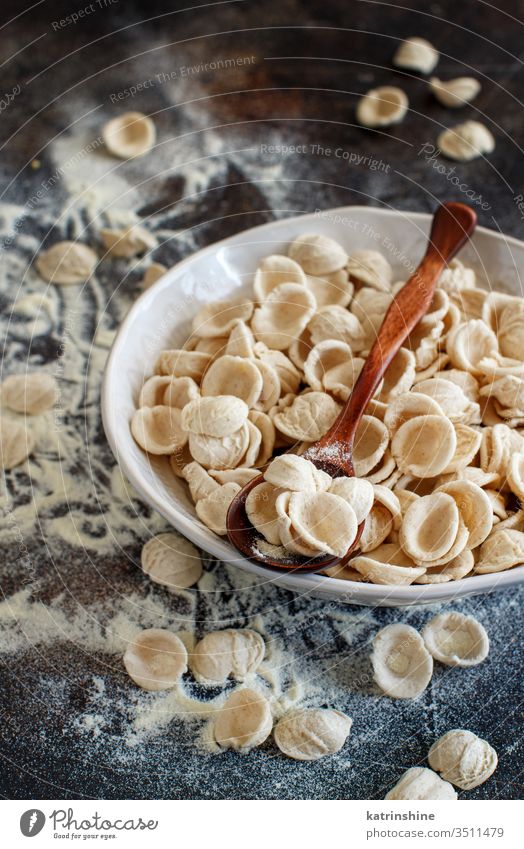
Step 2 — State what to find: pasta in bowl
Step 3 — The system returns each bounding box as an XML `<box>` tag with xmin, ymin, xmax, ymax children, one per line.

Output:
<box><xmin>102</xmin><ymin>206</ymin><xmax>524</xmax><ymax>606</ymax></box>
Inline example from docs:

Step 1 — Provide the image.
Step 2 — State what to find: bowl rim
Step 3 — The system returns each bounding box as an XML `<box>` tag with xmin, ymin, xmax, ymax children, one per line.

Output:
<box><xmin>102</xmin><ymin>204</ymin><xmax>524</xmax><ymax>604</ymax></box>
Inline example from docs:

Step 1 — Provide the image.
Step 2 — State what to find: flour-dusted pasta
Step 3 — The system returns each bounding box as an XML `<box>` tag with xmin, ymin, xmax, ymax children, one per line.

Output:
<box><xmin>274</xmin><ymin>709</ymin><xmax>352</xmax><ymax>761</ymax></box>
<box><xmin>422</xmin><ymin>612</ymin><xmax>489</xmax><ymax>667</ymax></box>
<box><xmin>36</xmin><ymin>241</ymin><xmax>97</xmax><ymax>284</ymax></box>
<box><xmin>141</xmin><ymin>532</ymin><xmax>202</xmax><ymax>591</ymax></box>
<box><xmin>288</xmin><ymin>233</ymin><xmax>348</xmax><ymax>276</ymax></box>
<box><xmin>372</xmin><ymin>624</ymin><xmax>433</xmax><ymax>699</ymax></box>
<box><xmin>181</xmin><ymin>395</ymin><xmax>248</xmax><ymax>437</ymax></box>
<box><xmin>123</xmin><ymin>628</ymin><xmax>188</xmax><ymax>691</ymax></box>
<box><xmin>131</xmin><ymin>227</ymin><xmax>524</xmax><ymax>581</ymax></box>
<box><xmin>2</xmin><ymin>372</ymin><xmax>58</xmax><ymax>415</ymax></box>
<box><xmin>0</xmin><ymin>418</ymin><xmax>35</xmax><ymax>469</ymax></box>
<box><xmin>100</xmin><ymin>224</ymin><xmax>157</xmax><ymax>258</ymax></box>
<box><xmin>385</xmin><ymin>767</ymin><xmax>457</xmax><ymax>800</ymax></box>
<box><xmin>102</xmin><ymin>111</ymin><xmax>156</xmax><ymax>158</ymax></box>
<box><xmin>214</xmin><ymin>688</ymin><xmax>272</xmax><ymax>751</ymax></box>
<box><xmin>191</xmin><ymin>629</ymin><xmax>265</xmax><ymax>683</ymax></box>
<box><xmin>428</xmin><ymin>729</ymin><xmax>498</xmax><ymax>790</ymax></box>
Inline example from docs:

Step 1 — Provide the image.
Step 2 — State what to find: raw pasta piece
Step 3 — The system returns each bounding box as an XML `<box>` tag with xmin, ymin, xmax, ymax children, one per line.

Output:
<box><xmin>447</xmin><ymin>319</ymin><xmax>498</xmax><ymax>374</ymax></box>
<box><xmin>304</xmin><ymin>340</ymin><xmax>353</xmax><ymax>391</ymax></box>
<box><xmin>308</xmin><ymin>305</ymin><xmax>365</xmax><ymax>349</ymax></box>
<box><xmin>163</xmin><ymin>376</ymin><xmax>200</xmax><ymax>409</ymax></box>
<box><xmin>225</xmin><ymin>319</ymin><xmax>255</xmax><ymax>358</ymax></box>
<box><xmin>100</xmin><ymin>224</ymin><xmax>156</xmax><ymax>257</ymax></box>
<box><xmin>123</xmin><ymin>628</ymin><xmax>187</xmax><ymax>691</ymax></box>
<box><xmin>191</xmin><ymin>629</ymin><xmax>265</xmax><ymax>683</ymax></box>
<box><xmin>214</xmin><ymin>688</ymin><xmax>272</xmax><ymax>751</ymax></box>
<box><xmin>428</xmin><ymin>729</ymin><xmax>498</xmax><ymax>790</ymax></box>
<box><xmin>209</xmin><ymin>467</ymin><xmax>259</xmax><ymax>487</ymax></box>
<box><xmin>1</xmin><ymin>372</ymin><xmax>58</xmax><ymax>414</ymax></box>
<box><xmin>353</xmin><ymin>415</ymin><xmax>389</xmax><ymax>476</ymax></box>
<box><xmin>346</xmin><ymin>249</ymin><xmax>393</xmax><ymax>291</ymax></box>
<box><xmin>356</xmin><ymin>86</ymin><xmax>408</xmax><ymax>128</ymax></box>
<box><xmin>264</xmin><ymin>454</ymin><xmax>330</xmax><ymax>492</ymax></box>
<box><xmin>156</xmin><ymin>349</ymin><xmax>211</xmax><ymax>381</ymax></box>
<box><xmin>379</xmin><ymin>348</ymin><xmax>416</xmax><ymax>401</ymax></box>
<box><xmin>273</xmin><ymin>392</ymin><xmax>341</xmax><ymax>442</ymax></box>
<box><xmin>181</xmin><ymin>395</ymin><xmax>248</xmax><ymax>437</ymax></box>
<box><xmin>391</xmin><ymin>414</ymin><xmax>457</xmax><ymax>477</ymax></box>
<box><xmin>102</xmin><ymin>111</ymin><xmax>155</xmax><ymax>158</ymax></box>
<box><xmin>430</xmin><ymin>76</ymin><xmax>481</xmax><ymax>108</ymax></box>
<box><xmin>182</xmin><ymin>461</ymin><xmax>220</xmax><ymax>502</ymax></box>
<box><xmin>437</xmin><ymin>480</ymin><xmax>493</xmax><ymax>548</ymax></box>
<box><xmin>193</xmin><ymin>297</ymin><xmax>254</xmax><ymax>338</ymax></box>
<box><xmin>288</xmin><ymin>233</ymin><xmax>348</xmax><ymax>275</ymax></box>
<box><xmin>253</xmin><ymin>359</ymin><xmax>280</xmax><ymax>412</ymax></box>
<box><xmin>36</xmin><ymin>241</ymin><xmax>97</xmax><ymax>284</ymax></box>
<box><xmin>141</xmin><ymin>262</ymin><xmax>166</xmax><ymax>288</ymax></box>
<box><xmin>141</xmin><ymin>532</ymin><xmax>202</xmax><ymax>590</ymax></box>
<box><xmin>253</xmin><ymin>344</ymin><xmax>301</xmax><ymax>395</ymax></box>
<box><xmin>415</xmin><ymin>548</ymin><xmax>474</xmax><ymax>583</ymax></box>
<box><xmin>393</xmin><ymin>37</ymin><xmax>439</xmax><ymax>73</ymax></box>
<box><xmin>276</xmin><ymin>491</ymin><xmax>325</xmax><ymax>557</ymax></box>
<box><xmin>352</xmin><ymin>546</ymin><xmax>425</xmax><ymax>585</ymax></box>
<box><xmin>254</xmin><ymin>254</ymin><xmax>306</xmax><ymax>300</ymax></box>
<box><xmin>201</xmin><ymin>355</ymin><xmax>263</xmax><ymax>408</ymax></box>
<box><xmin>414</xmin><ymin>377</ymin><xmax>480</xmax><ymax>424</ymax></box>
<box><xmin>323</xmin><ymin>357</ymin><xmax>367</xmax><ymax>402</ymax></box>
<box><xmin>188</xmin><ymin>424</ymin><xmax>249</xmax><ymax>470</ymax></box>
<box><xmin>305</xmin><ymin>269</ymin><xmax>354</xmax><ymax>308</ymax></box>
<box><xmin>400</xmin><ymin>492</ymin><xmax>460</xmax><ymax>563</ymax></box>
<box><xmin>422</xmin><ymin>612</ymin><xmax>489</xmax><ymax>667</ymax></box>
<box><xmin>251</xmin><ymin>282</ymin><xmax>317</xmax><ymax>351</ymax></box>
<box><xmin>0</xmin><ymin>418</ymin><xmax>35</xmax><ymax>469</ymax></box>
<box><xmin>139</xmin><ymin>375</ymin><xmax>176</xmax><ymax>407</ymax></box>
<box><xmin>195</xmin><ymin>482</ymin><xmax>241</xmax><ymax>534</ymax></box>
<box><xmin>131</xmin><ymin>406</ymin><xmax>187</xmax><ymax>454</ymax></box>
<box><xmin>475</xmin><ymin>529</ymin><xmax>524</xmax><ymax>573</ymax></box>
<box><xmin>246</xmin><ymin>481</ymin><xmax>283</xmax><ymax>544</ymax></box>
<box><xmin>372</xmin><ymin>624</ymin><xmax>433</xmax><ymax>699</ymax></box>
<box><xmin>328</xmin><ymin>477</ymin><xmax>374</xmax><ymax>523</ymax></box>
<box><xmin>384</xmin><ymin>392</ymin><xmax>444</xmax><ymax>435</ymax></box>
<box><xmin>274</xmin><ymin>709</ymin><xmax>352</xmax><ymax>761</ymax></box>
<box><xmin>508</xmin><ymin>452</ymin><xmax>524</xmax><ymax>500</ymax></box>
<box><xmin>360</xmin><ymin>486</ymin><xmax>401</xmax><ymax>552</ymax></box>
<box><xmin>438</xmin><ymin>121</ymin><xmax>495</xmax><ymax>162</ymax></box>
<box><xmin>441</xmin><ymin>423</ymin><xmax>482</xmax><ymax>473</ymax></box>
<box><xmin>385</xmin><ymin>767</ymin><xmax>457</xmax><ymax>800</ymax></box>
<box><xmin>248</xmin><ymin>410</ymin><xmax>275</xmax><ymax>467</ymax></box>
<box><xmin>287</xmin><ymin>491</ymin><xmax>358</xmax><ymax>557</ymax></box>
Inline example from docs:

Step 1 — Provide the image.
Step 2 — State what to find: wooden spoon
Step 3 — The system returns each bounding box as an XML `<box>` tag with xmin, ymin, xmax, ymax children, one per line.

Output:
<box><xmin>226</xmin><ymin>202</ymin><xmax>477</xmax><ymax>573</ymax></box>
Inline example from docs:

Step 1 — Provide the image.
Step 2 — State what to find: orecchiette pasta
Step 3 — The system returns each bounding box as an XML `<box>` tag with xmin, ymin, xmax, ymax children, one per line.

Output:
<box><xmin>428</xmin><ymin>729</ymin><xmax>498</xmax><ymax>790</ymax></box>
<box><xmin>191</xmin><ymin>629</ymin><xmax>265</xmax><ymax>683</ymax></box>
<box><xmin>372</xmin><ymin>624</ymin><xmax>433</xmax><ymax>699</ymax></box>
<box><xmin>214</xmin><ymin>688</ymin><xmax>272</xmax><ymax>751</ymax></box>
<box><xmin>131</xmin><ymin>230</ymin><xmax>524</xmax><ymax>581</ymax></box>
<box><xmin>274</xmin><ymin>708</ymin><xmax>352</xmax><ymax>761</ymax></box>
<box><xmin>123</xmin><ymin>628</ymin><xmax>188</xmax><ymax>691</ymax></box>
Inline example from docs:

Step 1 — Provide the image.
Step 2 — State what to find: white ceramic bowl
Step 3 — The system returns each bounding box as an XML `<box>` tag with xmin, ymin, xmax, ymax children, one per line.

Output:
<box><xmin>102</xmin><ymin>205</ymin><xmax>524</xmax><ymax>606</ymax></box>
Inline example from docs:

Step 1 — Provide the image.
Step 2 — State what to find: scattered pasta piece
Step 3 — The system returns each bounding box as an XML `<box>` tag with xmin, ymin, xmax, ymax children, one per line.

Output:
<box><xmin>102</xmin><ymin>111</ymin><xmax>156</xmax><ymax>158</ymax></box>
<box><xmin>356</xmin><ymin>86</ymin><xmax>408</xmax><ymax>128</ymax></box>
<box><xmin>0</xmin><ymin>418</ymin><xmax>35</xmax><ymax>469</ymax></box>
<box><xmin>372</xmin><ymin>624</ymin><xmax>433</xmax><ymax>699</ymax></box>
<box><xmin>438</xmin><ymin>121</ymin><xmax>495</xmax><ymax>162</ymax></box>
<box><xmin>101</xmin><ymin>224</ymin><xmax>156</xmax><ymax>258</ymax></box>
<box><xmin>430</xmin><ymin>77</ymin><xmax>480</xmax><ymax>108</ymax></box>
<box><xmin>141</xmin><ymin>532</ymin><xmax>202</xmax><ymax>590</ymax></box>
<box><xmin>214</xmin><ymin>688</ymin><xmax>272</xmax><ymax>751</ymax></box>
<box><xmin>36</xmin><ymin>241</ymin><xmax>97</xmax><ymax>284</ymax></box>
<box><xmin>422</xmin><ymin>612</ymin><xmax>489</xmax><ymax>667</ymax></box>
<box><xmin>393</xmin><ymin>37</ymin><xmax>439</xmax><ymax>74</ymax></box>
<box><xmin>274</xmin><ymin>709</ymin><xmax>352</xmax><ymax>761</ymax></box>
<box><xmin>191</xmin><ymin>629</ymin><xmax>265</xmax><ymax>684</ymax></box>
<box><xmin>385</xmin><ymin>767</ymin><xmax>457</xmax><ymax>800</ymax></box>
<box><xmin>2</xmin><ymin>373</ymin><xmax>58</xmax><ymax>414</ymax></box>
<box><xmin>123</xmin><ymin>628</ymin><xmax>187</xmax><ymax>691</ymax></box>
<box><xmin>428</xmin><ymin>729</ymin><xmax>498</xmax><ymax>789</ymax></box>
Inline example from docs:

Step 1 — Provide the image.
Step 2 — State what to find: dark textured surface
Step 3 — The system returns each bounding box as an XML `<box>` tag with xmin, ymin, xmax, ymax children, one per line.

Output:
<box><xmin>0</xmin><ymin>0</ymin><xmax>523</xmax><ymax>800</ymax></box>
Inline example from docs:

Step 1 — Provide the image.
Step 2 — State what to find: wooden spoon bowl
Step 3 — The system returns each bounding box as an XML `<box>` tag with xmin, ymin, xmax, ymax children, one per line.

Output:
<box><xmin>227</xmin><ymin>202</ymin><xmax>477</xmax><ymax>573</ymax></box>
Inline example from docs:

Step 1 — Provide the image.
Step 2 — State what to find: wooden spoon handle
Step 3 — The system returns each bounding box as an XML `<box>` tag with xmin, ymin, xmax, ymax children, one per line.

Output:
<box><xmin>325</xmin><ymin>202</ymin><xmax>477</xmax><ymax>449</ymax></box>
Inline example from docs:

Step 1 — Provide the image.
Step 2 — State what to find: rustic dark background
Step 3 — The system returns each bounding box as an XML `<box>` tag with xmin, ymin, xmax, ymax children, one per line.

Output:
<box><xmin>0</xmin><ymin>0</ymin><xmax>523</xmax><ymax>801</ymax></box>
